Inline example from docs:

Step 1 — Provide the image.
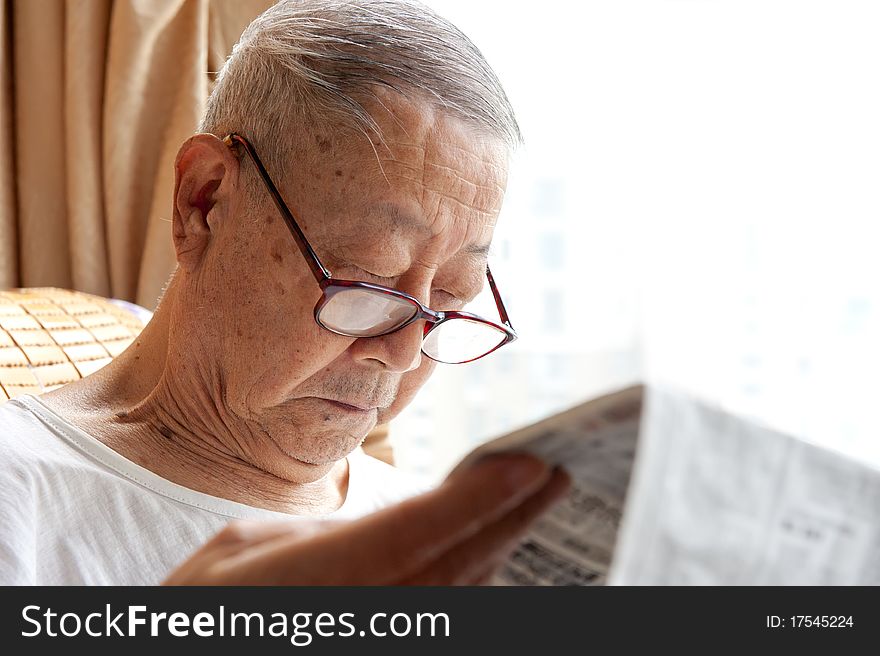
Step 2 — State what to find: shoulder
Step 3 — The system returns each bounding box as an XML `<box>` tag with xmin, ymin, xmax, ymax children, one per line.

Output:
<box><xmin>0</xmin><ymin>396</ymin><xmax>75</xmax><ymax>467</ymax></box>
<box><xmin>0</xmin><ymin>395</ymin><xmax>100</xmax><ymax>506</ymax></box>
<box><xmin>0</xmin><ymin>397</ymin><xmax>47</xmax><ymax>465</ymax></box>
<box><xmin>0</xmin><ymin>396</ymin><xmax>76</xmax><ymax>507</ymax></box>
<box><xmin>0</xmin><ymin>398</ymin><xmax>48</xmax><ymax>584</ymax></box>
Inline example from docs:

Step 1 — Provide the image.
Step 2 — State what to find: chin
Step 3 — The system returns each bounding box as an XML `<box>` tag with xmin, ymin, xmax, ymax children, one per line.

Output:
<box><xmin>250</xmin><ymin>397</ymin><xmax>376</xmax><ymax>478</ymax></box>
<box><xmin>269</xmin><ymin>418</ymin><xmax>369</xmax><ymax>465</ymax></box>
<box><xmin>246</xmin><ymin>438</ymin><xmax>350</xmax><ymax>486</ymax></box>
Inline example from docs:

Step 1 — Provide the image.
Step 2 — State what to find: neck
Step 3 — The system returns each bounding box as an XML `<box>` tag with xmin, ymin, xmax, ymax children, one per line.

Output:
<box><xmin>41</xmin><ymin>275</ymin><xmax>349</xmax><ymax>515</ymax></box>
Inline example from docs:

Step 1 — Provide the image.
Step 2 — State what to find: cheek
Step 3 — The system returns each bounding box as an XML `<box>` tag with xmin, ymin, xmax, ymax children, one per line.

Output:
<box><xmin>222</xmin><ymin>286</ymin><xmax>351</xmax><ymax>409</ymax></box>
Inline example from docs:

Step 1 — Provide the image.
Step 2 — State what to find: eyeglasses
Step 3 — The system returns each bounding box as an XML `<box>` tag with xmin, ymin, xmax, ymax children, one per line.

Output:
<box><xmin>223</xmin><ymin>133</ymin><xmax>517</xmax><ymax>365</ymax></box>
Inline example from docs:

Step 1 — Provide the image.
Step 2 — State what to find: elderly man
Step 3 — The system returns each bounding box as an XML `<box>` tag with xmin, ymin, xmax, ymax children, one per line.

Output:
<box><xmin>0</xmin><ymin>0</ymin><xmax>568</xmax><ymax>585</ymax></box>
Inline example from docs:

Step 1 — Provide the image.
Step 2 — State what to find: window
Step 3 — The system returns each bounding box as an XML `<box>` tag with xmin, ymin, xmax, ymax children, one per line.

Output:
<box><xmin>392</xmin><ymin>1</ymin><xmax>880</xmax><ymax>480</ymax></box>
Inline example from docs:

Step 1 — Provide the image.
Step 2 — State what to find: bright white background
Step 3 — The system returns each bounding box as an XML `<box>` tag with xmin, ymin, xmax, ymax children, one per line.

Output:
<box><xmin>392</xmin><ymin>1</ymin><xmax>880</xmax><ymax>480</ymax></box>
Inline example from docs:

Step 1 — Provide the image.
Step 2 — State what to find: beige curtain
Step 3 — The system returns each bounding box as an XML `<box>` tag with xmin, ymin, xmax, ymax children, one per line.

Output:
<box><xmin>0</xmin><ymin>0</ymin><xmax>273</xmax><ymax>309</ymax></box>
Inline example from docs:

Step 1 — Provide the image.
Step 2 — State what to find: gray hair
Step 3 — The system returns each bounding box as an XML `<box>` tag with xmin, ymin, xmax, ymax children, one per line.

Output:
<box><xmin>200</xmin><ymin>0</ymin><xmax>521</xmax><ymax>174</ymax></box>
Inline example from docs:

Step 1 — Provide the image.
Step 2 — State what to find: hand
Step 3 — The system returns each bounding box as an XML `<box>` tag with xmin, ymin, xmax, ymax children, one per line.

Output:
<box><xmin>163</xmin><ymin>453</ymin><xmax>570</xmax><ymax>585</ymax></box>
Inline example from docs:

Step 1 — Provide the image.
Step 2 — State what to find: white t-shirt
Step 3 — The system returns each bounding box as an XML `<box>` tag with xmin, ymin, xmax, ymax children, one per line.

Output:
<box><xmin>0</xmin><ymin>395</ymin><xmax>425</xmax><ymax>585</ymax></box>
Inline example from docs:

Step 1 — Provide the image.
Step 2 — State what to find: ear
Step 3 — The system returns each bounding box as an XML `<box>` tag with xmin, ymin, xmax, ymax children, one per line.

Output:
<box><xmin>172</xmin><ymin>133</ymin><xmax>241</xmax><ymax>272</ymax></box>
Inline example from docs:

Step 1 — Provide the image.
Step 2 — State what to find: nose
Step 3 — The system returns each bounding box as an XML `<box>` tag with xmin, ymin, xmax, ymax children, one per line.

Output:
<box><xmin>348</xmin><ymin>317</ymin><xmax>425</xmax><ymax>372</ymax></box>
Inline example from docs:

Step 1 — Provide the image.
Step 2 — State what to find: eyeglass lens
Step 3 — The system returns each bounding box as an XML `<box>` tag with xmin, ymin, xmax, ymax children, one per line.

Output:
<box><xmin>319</xmin><ymin>286</ymin><xmax>418</xmax><ymax>337</ymax></box>
<box><xmin>422</xmin><ymin>318</ymin><xmax>507</xmax><ymax>364</ymax></box>
<box><xmin>317</xmin><ymin>286</ymin><xmax>508</xmax><ymax>363</ymax></box>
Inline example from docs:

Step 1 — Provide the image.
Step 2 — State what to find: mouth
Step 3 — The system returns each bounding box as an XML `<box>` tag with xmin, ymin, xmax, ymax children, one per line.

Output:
<box><xmin>318</xmin><ymin>398</ymin><xmax>377</xmax><ymax>415</ymax></box>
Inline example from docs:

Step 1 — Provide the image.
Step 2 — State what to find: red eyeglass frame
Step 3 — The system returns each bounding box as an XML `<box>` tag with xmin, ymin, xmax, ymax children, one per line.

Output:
<box><xmin>223</xmin><ymin>133</ymin><xmax>517</xmax><ymax>364</ymax></box>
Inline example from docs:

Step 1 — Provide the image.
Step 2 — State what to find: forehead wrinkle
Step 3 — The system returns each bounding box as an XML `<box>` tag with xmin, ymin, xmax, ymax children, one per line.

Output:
<box><xmin>379</xmin><ymin>138</ymin><xmax>505</xmax><ymax>203</ymax></box>
<box><xmin>426</xmin><ymin>188</ymin><xmax>501</xmax><ymax>220</ymax></box>
<box><xmin>326</xmin><ymin>105</ymin><xmax>506</xmax><ymax>272</ymax></box>
<box><xmin>426</xmin><ymin>140</ymin><xmax>509</xmax><ymax>176</ymax></box>
<box><xmin>425</xmin><ymin>162</ymin><xmax>505</xmax><ymax>215</ymax></box>
<box><xmin>429</xmin><ymin>193</ymin><xmax>496</xmax><ymax>261</ymax></box>
<box><xmin>382</xmin><ymin>173</ymin><xmax>503</xmax><ymax>216</ymax></box>
<box><xmin>379</xmin><ymin>140</ymin><xmax>427</xmax><ymax>158</ymax></box>
<box><xmin>424</xmin><ymin>162</ymin><xmax>506</xmax><ymax>194</ymax></box>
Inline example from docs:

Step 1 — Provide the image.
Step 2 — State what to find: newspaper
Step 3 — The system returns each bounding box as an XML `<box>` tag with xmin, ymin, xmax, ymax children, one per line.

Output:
<box><xmin>452</xmin><ymin>385</ymin><xmax>643</xmax><ymax>585</ymax></box>
<box><xmin>610</xmin><ymin>387</ymin><xmax>880</xmax><ymax>585</ymax></box>
<box><xmin>452</xmin><ymin>384</ymin><xmax>880</xmax><ymax>585</ymax></box>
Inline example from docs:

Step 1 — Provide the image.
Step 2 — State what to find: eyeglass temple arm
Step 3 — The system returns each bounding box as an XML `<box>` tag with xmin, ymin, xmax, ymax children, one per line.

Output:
<box><xmin>486</xmin><ymin>266</ymin><xmax>514</xmax><ymax>330</ymax></box>
<box><xmin>223</xmin><ymin>134</ymin><xmax>331</xmax><ymax>282</ymax></box>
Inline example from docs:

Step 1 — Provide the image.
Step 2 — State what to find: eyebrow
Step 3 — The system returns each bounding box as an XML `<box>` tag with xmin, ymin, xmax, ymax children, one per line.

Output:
<box><xmin>463</xmin><ymin>242</ymin><xmax>491</xmax><ymax>256</ymax></box>
<box><xmin>368</xmin><ymin>203</ymin><xmax>431</xmax><ymax>237</ymax></box>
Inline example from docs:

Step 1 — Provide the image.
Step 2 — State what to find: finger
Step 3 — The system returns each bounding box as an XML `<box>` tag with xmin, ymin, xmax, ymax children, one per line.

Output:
<box><xmin>458</xmin><ymin>470</ymin><xmax>572</xmax><ymax>586</ymax></box>
<box><xmin>409</xmin><ymin>468</ymin><xmax>570</xmax><ymax>586</ymax></box>
<box><xmin>164</xmin><ymin>519</ymin><xmax>339</xmax><ymax>585</ymax></box>
<box><xmin>401</xmin><ymin>467</ymin><xmax>571</xmax><ymax>585</ymax></box>
<box><xmin>255</xmin><ymin>453</ymin><xmax>552</xmax><ymax>585</ymax></box>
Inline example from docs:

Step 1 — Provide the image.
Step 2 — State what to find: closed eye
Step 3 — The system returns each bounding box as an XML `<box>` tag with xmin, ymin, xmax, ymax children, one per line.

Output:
<box><xmin>339</xmin><ymin>263</ymin><xmax>469</xmax><ymax>308</ymax></box>
<box><xmin>338</xmin><ymin>264</ymin><xmax>399</xmax><ymax>285</ymax></box>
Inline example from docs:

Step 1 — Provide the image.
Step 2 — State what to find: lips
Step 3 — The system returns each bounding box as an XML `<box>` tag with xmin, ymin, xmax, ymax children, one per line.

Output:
<box><xmin>321</xmin><ymin>398</ymin><xmax>376</xmax><ymax>413</ymax></box>
<box><xmin>290</xmin><ymin>393</ymin><xmax>391</xmax><ymax>413</ymax></box>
